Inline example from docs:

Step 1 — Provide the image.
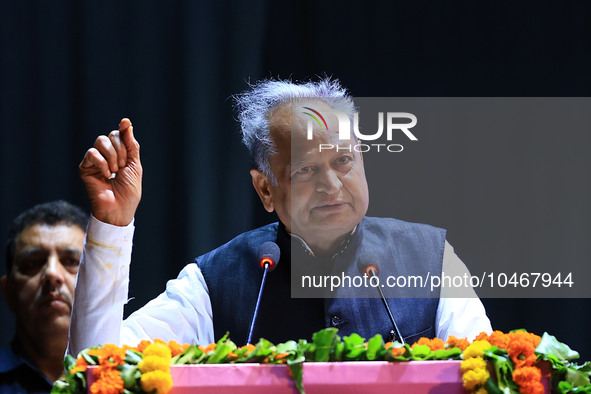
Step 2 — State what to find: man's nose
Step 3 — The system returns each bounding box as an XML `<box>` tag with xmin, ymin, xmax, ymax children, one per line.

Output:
<box><xmin>316</xmin><ymin>169</ymin><xmax>342</xmax><ymax>194</ymax></box>
<box><xmin>42</xmin><ymin>254</ymin><xmax>65</xmax><ymax>289</ymax></box>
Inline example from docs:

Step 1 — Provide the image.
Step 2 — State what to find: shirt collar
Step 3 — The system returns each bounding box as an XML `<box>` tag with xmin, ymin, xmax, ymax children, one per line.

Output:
<box><xmin>288</xmin><ymin>226</ymin><xmax>357</xmax><ymax>259</ymax></box>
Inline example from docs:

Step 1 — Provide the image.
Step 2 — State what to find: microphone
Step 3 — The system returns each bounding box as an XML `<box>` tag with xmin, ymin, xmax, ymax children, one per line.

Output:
<box><xmin>357</xmin><ymin>259</ymin><xmax>405</xmax><ymax>345</ymax></box>
<box><xmin>246</xmin><ymin>241</ymin><xmax>280</xmax><ymax>345</ymax></box>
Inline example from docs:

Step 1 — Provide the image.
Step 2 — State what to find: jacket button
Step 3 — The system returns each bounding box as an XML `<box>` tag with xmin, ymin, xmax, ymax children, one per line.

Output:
<box><xmin>331</xmin><ymin>315</ymin><xmax>341</xmax><ymax>326</ymax></box>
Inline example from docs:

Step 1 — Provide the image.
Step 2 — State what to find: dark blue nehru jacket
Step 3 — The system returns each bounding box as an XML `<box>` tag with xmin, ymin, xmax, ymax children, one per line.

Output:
<box><xmin>196</xmin><ymin>217</ymin><xmax>446</xmax><ymax>345</ymax></box>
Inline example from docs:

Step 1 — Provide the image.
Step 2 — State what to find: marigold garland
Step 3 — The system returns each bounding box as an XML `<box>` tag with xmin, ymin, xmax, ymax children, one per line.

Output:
<box><xmin>462</xmin><ymin>330</ymin><xmax>544</xmax><ymax>394</ymax></box>
<box><xmin>140</xmin><ymin>370</ymin><xmax>173</xmax><ymax>394</ymax></box>
<box><xmin>90</xmin><ymin>368</ymin><xmax>124</xmax><ymax>394</ymax></box>
<box><xmin>55</xmin><ymin>329</ymin><xmax>589</xmax><ymax>394</ymax></box>
<box><xmin>461</xmin><ymin>340</ymin><xmax>491</xmax><ymax>392</ymax></box>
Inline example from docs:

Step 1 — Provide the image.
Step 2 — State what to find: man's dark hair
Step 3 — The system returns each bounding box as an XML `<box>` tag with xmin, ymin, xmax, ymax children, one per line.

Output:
<box><xmin>5</xmin><ymin>200</ymin><xmax>88</xmax><ymax>276</ymax></box>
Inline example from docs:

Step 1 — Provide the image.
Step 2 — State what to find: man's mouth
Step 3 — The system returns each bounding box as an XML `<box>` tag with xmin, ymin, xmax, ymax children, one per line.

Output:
<box><xmin>313</xmin><ymin>201</ymin><xmax>348</xmax><ymax>212</ymax></box>
<box><xmin>40</xmin><ymin>292</ymin><xmax>71</xmax><ymax>310</ymax></box>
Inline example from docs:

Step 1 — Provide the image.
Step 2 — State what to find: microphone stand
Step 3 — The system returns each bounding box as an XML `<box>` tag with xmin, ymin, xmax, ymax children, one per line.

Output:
<box><xmin>247</xmin><ymin>262</ymin><xmax>271</xmax><ymax>345</ymax></box>
<box><xmin>368</xmin><ymin>268</ymin><xmax>405</xmax><ymax>345</ymax></box>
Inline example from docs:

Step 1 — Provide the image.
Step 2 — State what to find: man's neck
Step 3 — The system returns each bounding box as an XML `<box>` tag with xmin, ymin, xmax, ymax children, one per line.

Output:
<box><xmin>15</xmin><ymin>326</ymin><xmax>68</xmax><ymax>383</ymax></box>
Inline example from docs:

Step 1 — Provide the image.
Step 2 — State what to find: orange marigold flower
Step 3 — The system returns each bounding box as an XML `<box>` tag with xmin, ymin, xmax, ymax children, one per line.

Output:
<box><xmin>90</xmin><ymin>367</ymin><xmax>124</xmax><ymax>394</ymax></box>
<box><xmin>88</xmin><ymin>344</ymin><xmax>126</xmax><ymax>367</ymax></box>
<box><xmin>137</xmin><ymin>340</ymin><xmax>152</xmax><ymax>353</ymax></box>
<box><xmin>507</xmin><ymin>339</ymin><xmax>537</xmax><ymax>368</ymax></box>
<box><xmin>390</xmin><ymin>347</ymin><xmax>406</xmax><ymax>357</ymax></box>
<box><xmin>446</xmin><ymin>336</ymin><xmax>469</xmax><ymax>351</ymax></box>
<box><xmin>69</xmin><ymin>356</ymin><xmax>88</xmax><ymax>374</ymax></box>
<box><xmin>412</xmin><ymin>337</ymin><xmax>445</xmax><ymax>351</ymax></box>
<box><xmin>199</xmin><ymin>343</ymin><xmax>217</xmax><ymax>353</ymax></box>
<box><xmin>167</xmin><ymin>340</ymin><xmax>182</xmax><ymax>357</ymax></box>
<box><xmin>121</xmin><ymin>344</ymin><xmax>136</xmax><ymax>353</ymax></box>
<box><xmin>474</xmin><ymin>332</ymin><xmax>490</xmax><ymax>342</ymax></box>
<box><xmin>488</xmin><ymin>331</ymin><xmax>510</xmax><ymax>349</ymax></box>
<box><xmin>141</xmin><ymin>370</ymin><xmax>173</xmax><ymax>394</ymax></box>
<box><xmin>242</xmin><ymin>344</ymin><xmax>256</xmax><ymax>353</ymax></box>
<box><xmin>513</xmin><ymin>366</ymin><xmax>544</xmax><ymax>394</ymax></box>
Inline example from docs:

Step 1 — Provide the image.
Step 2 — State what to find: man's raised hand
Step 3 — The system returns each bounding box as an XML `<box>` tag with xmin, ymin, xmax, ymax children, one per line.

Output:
<box><xmin>79</xmin><ymin>118</ymin><xmax>142</xmax><ymax>226</ymax></box>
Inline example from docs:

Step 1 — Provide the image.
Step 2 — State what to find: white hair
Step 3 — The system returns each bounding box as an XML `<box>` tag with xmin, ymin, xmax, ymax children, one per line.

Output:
<box><xmin>233</xmin><ymin>77</ymin><xmax>355</xmax><ymax>183</ymax></box>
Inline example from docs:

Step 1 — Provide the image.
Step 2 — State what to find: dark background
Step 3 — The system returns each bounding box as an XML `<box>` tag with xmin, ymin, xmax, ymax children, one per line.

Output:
<box><xmin>1</xmin><ymin>0</ymin><xmax>589</xmax><ymax>360</ymax></box>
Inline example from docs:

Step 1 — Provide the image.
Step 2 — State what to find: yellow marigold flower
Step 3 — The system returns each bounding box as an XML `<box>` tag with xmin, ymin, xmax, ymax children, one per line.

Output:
<box><xmin>460</xmin><ymin>356</ymin><xmax>487</xmax><ymax>372</ymax></box>
<box><xmin>463</xmin><ymin>340</ymin><xmax>492</xmax><ymax>359</ymax></box>
<box><xmin>143</xmin><ymin>343</ymin><xmax>172</xmax><ymax>359</ymax></box>
<box><xmin>141</xmin><ymin>370</ymin><xmax>173</xmax><ymax>394</ymax></box>
<box><xmin>90</xmin><ymin>368</ymin><xmax>124</xmax><ymax>394</ymax></box>
<box><xmin>139</xmin><ymin>355</ymin><xmax>171</xmax><ymax>373</ymax></box>
<box><xmin>462</xmin><ymin>368</ymin><xmax>490</xmax><ymax>391</ymax></box>
<box><xmin>475</xmin><ymin>388</ymin><xmax>488</xmax><ymax>394</ymax></box>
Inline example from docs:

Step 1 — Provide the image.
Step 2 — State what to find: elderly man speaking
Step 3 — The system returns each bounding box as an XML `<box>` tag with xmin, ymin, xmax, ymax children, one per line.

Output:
<box><xmin>69</xmin><ymin>78</ymin><xmax>491</xmax><ymax>355</ymax></box>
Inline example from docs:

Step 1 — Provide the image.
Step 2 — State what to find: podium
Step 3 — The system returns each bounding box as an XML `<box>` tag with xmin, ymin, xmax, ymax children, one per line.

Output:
<box><xmin>88</xmin><ymin>360</ymin><xmax>467</xmax><ymax>393</ymax></box>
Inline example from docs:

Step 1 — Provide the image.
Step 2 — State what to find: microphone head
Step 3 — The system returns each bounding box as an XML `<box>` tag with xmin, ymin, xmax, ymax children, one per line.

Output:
<box><xmin>258</xmin><ymin>241</ymin><xmax>280</xmax><ymax>271</ymax></box>
<box><xmin>357</xmin><ymin>254</ymin><xmax>379</xmax><ymax>277</ymax></box>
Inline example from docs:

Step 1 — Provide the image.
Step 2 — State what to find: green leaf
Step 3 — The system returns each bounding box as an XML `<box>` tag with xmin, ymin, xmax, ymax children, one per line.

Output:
<box><xmin>80</xmin><ymin>350</ymin><xmax>98</xmax><ymax>366</ymax></box>
<box><xmin>333</xmin><ymin>341</ymin><xmax>345</xmax><ymax>362</ymax></box>
<box><xmin>172</xmin><ymin>345</ymin><xmax>202</xmax><ymax>364</ymax></box>
<box><xmin>119</xmin><ymin>364</ymin><xmax>141</xmax><ymax>391</ymax></box>
<box><xmin>50</xmin><ymin>380</ymin><xmax>70</xmax><ymax>393</ymax></box>
<box><xmin>124</xmin><ymin>349</ymin><xmax>143</xmax><ymax>365</ymax></box>
<box><xmin>409</xmin><ymin>344</ymin><xmax>431</xmax><ymax>360</ymax></box>
<box><xmin>342</xmin><ymin>334</ymin><xmax>366</xmax><ymax>361</ymax></box>
<box><xmin>312</xmin><ymin>328</ymin><xmax>339</xmax><ymax>362</ymax></box>
<box><xmin>206</xmin><ymin>336</ymin><xmax>237</xmax><ymax>364</ymax></box>
<box><xmin>366</xmin><ymin>334</ymin><xmax>385</xmax><ymax>361</ymax></box>
<box><xmin>484</xmin><ymin>377</ymin><xmax>505</xmax><ymax>394</ymax></box>
<box><xmin>485</xmin><ymin>351</ymin><xmax>519</xmax><ymax>392</ymax></box>
<box><xmin>565</xmin><ymin>365</ymin><xmax>591</xmax><ymax>388</ymax></box>
<box><xmin>536</xmin><ymin>332</ymin><xmax>580</xmax><ymax>361</ymax></box>
<box><xmin>287</xmin><ymin>357</ymin><xmax>305</xmax><ymax>394</ymax></box>
<box><xmin>429</xmin><ymin>347</ymin><xmax>462</xmax><ymax>360</ymax></box>
<box><xmin>62</xmin><ymin>354</ymin><xmax>77</xmax><ymax>372</ymax></box>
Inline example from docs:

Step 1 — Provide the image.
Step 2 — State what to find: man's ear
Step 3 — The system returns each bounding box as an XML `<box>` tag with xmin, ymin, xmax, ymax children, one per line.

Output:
<box><xmin>1</xmin><ymin>275</ymin><xmax>15</xmax><ymax>313</ymax></box>
<box><xmin>250</xmin><ymin>169</ymin><xmax>275</xmax><ymax>213</ymax></box>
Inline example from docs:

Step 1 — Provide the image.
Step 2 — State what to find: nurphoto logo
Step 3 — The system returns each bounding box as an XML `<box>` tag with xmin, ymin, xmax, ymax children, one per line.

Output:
<box><xmin>302</xmin><ymin>107</ymin><xmax>418</xmax><ymax>153</ymax></box>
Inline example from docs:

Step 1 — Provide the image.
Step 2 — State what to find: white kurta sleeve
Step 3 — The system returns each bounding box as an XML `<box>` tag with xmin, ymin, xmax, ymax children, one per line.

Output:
<box><xmin>120</xmin><ymin>263</ymin><xmax>214</xmax><ymax>347</ymax></box>
<box><xmin>67</xmin><ymin>216</ymin><xmax>214</xmax><ymax>356</ymax></box>
<box><xmin>435</xmin><ymin>240</ymin><xmax>493</xmax><ymax>341</ymax></box>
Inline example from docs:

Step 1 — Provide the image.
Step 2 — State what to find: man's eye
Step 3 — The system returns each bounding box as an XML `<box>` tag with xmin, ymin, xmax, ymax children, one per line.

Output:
<box><xmin>63</xmin><ymin>258</ymin><xmax>80</xmax><ymax>267</ymax></box>
<box><xmin>296</xmin><ymin>167</ymin><xmax>311</xmax><ymax>175</ymax></box>
<box><xmin>18</xmin><ymin>259</ymin><xmax>45</xmax><ymax>275</ymax></box>
<box><xmin>335</xmin><ymin>155</ymin><xmax>353</xmax><ymax>166</ymax></box>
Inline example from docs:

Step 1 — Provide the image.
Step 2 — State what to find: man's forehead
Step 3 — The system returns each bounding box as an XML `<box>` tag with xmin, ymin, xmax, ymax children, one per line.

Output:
<box><xmin>15</xmin><ymin>223</ymin><xmax>85</xmax><ymax>250</ymax></box>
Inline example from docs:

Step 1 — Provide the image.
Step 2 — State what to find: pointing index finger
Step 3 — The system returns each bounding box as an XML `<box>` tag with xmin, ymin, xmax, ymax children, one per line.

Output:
<box><xmin>119</xmin><ymin>118</ymin><xmax>140</xmax><ymax>161</ymax></box>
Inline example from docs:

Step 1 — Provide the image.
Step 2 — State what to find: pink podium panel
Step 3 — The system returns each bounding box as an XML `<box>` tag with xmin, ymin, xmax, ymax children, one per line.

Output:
<box><xmin>87</xmin><ymin>360</ymin><xmax>551</xmax><ymax>393</ymax></box>
<box><xmin>88</xmin><ymin>360</ymin><xmax>470</xmax><ymax>393</ymax></box>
